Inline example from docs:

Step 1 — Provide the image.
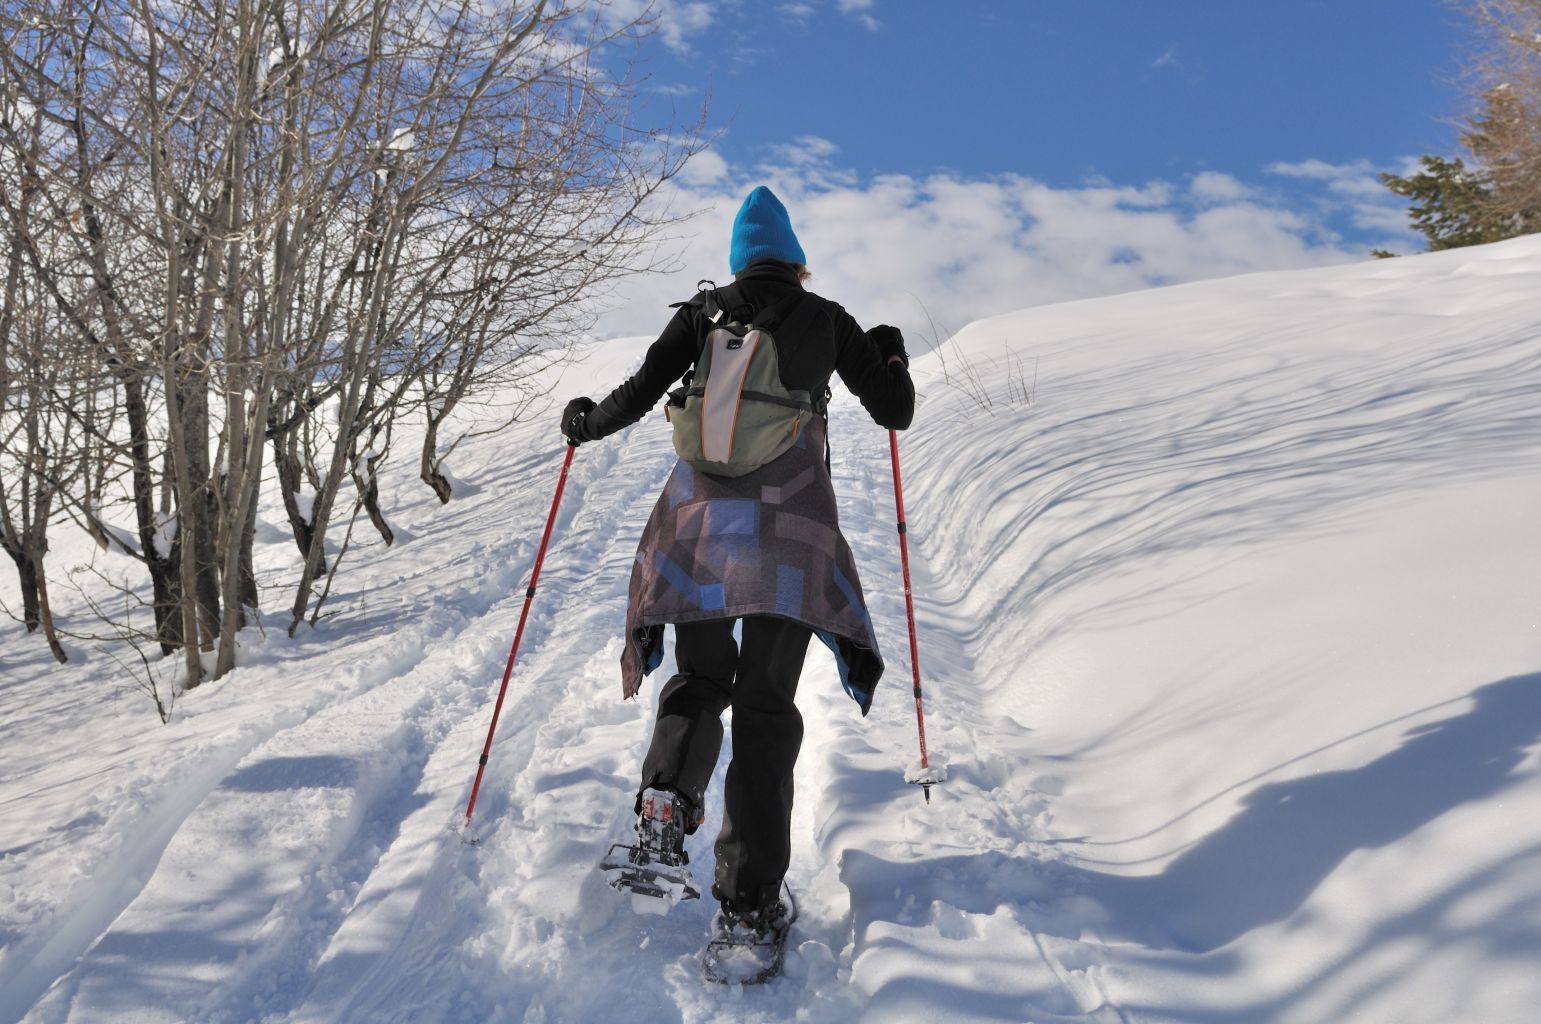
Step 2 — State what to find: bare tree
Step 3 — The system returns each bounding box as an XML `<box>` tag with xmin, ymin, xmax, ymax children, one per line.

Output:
<box><xmin>1463</xmin><ymin>1</ymin><xmax>1541</xmax><ymax>227</ymax></box>
<box><xmin>0</xmin><ymin>0</ymin><xmax>195</xmax><ymax>663</ymax></box>
<box><xmin>0</xmin><ymin>246</ymin><xmax>75</xmax><ymax>663</ymax></box>
<box><xmin>0</xmin><ymin>0</ymin><xmax>702</xmax><ymax>705</ymax></box>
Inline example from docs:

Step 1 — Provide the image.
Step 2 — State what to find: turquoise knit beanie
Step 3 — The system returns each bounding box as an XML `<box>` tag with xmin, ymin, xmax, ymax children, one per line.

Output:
<box><xmin>729</xmin><ymin>186</ymin><xmax>806</xmax><ymax>275</ymax></box>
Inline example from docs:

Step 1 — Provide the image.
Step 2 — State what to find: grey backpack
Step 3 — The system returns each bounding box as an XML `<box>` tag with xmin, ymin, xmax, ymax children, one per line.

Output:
<box><xmin>665</xmin><ymin>287</ymin><xmax>817</xmax><ymax>478</ymax></box>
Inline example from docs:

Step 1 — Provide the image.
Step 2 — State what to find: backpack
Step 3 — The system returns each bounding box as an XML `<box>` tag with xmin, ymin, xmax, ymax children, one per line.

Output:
<box><xmin>665</xmin><ymin>284</ymin><xmax>819</xmax><ymax>478</ymax></box>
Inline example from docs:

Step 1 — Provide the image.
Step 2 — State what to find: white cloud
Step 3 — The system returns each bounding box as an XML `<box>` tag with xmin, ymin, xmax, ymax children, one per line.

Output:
<box><xmin>586</xmin><ymin>147</ymin><xmax>1395</xmax><ymax>344</ymax></box>
<box><xmin>762</xmin><ymin>136</ymin><xmax>857</xmax><ymax>189</ymax></box>
<box><xmin>1153</xmin><ymin>45</ymin><xmax>1179</xmax><ymax>70</ymax></box>
<box><xmin>660</xmin><ymin>2</ymin><xmax>715</xmax><ymax>51</ymax></box>
<box><xmin>1263</xmin><ymin>157</ymin><xmax>1399</xmax><ymax>203</ymax></box>
<box><xmin>1352</xmin><ymin>203</ymin><xmax>1421</xmax><ymax>236</ymax></box>
<box><xmin>1267</xmin><ymin>158</ymin><xmax>1360</xmax><ymax>181</ymax></box>
<box><xmin>678</xmin><ymin>149</ymin><xmax>729</xmax><ymax>186</ymax></box>
<box><xmin>1268</xmin><ymin>158</ymin><xmax>1388</xmax><ymax>201</ymax></box>
<box><xmin>1190</xmin><ymin>171</ymin><xmax>1252</xmax><ymax>204</ymax></box>
<box><xmin>1265</xmin><ymin>157</ymin><xmax>1413</xmax><ymax>245</ymax></box>
<box><xmin>774</xmin><ymin>135</ymin><xmax>841</xmax><ymax>165</ymax></box>
<box><xmin>780</xmin><ymin>2</ymin><xmax>817</xmax><ymax>25</ymax></box>
<box><xmin>838</xmin><ymin>0</ymin><xmax>881</xmax><ymax>31</ymax></box>
<box><xmin>599</xmin><ymin>0</ymin><xmax>715</xmax><ymax>54</ymax></box>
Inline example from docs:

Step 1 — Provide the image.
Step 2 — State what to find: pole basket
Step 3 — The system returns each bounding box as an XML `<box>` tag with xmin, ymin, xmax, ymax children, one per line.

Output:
<box><xmin>904</xmin><ymin>758</ymin><xmax>949</xmax><ymax>802</ymax></box>
<box><xmin>451</xmin><ymin>812</ymin><xmax>483</xmax><ymax>847</ymax></box>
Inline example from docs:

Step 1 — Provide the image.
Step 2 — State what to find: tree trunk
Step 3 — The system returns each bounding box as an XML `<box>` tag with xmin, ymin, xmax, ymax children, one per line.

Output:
<box><xmin>214</xmin><ymin>386</ymin><xmax>273</xmax><ymax>678</ymax></box>
<box><xmin>9</xmin><ymin>549</ymin><xmax>41</xmax><ymax>634</ymax></box>
<box><xmin>33</xmin><ymin>556</ymin><xmax>67</xmax><ymax>664</ymax></box>
<box><xmin>166</xmin><ymin>375</ymin><xmax>207</xmax><ymax>690</ymax></box>
<box><xmin>238</xmin><ymin>489</ymin><xmax>261</xmax><ymax>609</ymax></box>
<box><xmin>355</xmin><ymin>445</ymin><xmax>394</xmax><ymax>546</ymax></box>
<box><xmin>420</xmin><ymin>414</ymin><xmax>454</xmax><ymax>504</ymax></box>
<box><xmin>270</xmin><ymin>414</ymin><xmax>328</xmax><ymax>575</ymax></box>
<box><xmin>177</xmin><ymin>373</ymin><xmax>222</xmax><ymax>651</ymax></box>
<box><xmin>4</xmin><ymin>548</ymin><xmax>65</xmax><ymax>662</ymax></box>
<box><xmin>124</xmin><ymin>376</ymin><xmax>183</xmax><ymax>653</ymax></box>
<box><xmin>195</xmin><ymin>485</ymin><xmax>222</xmax><ymax>644</ymax></box>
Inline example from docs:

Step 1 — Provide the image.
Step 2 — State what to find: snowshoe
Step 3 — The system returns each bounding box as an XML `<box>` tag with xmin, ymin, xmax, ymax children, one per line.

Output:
<box><xmin>702</xmin><ymin>884</ymin><xmax>798</xmax><ymax>985</ymax></box>
<box><xmin>599</xmin><ymin>788</ymin><xmax>702</xmax><ymax>911</ymax></box>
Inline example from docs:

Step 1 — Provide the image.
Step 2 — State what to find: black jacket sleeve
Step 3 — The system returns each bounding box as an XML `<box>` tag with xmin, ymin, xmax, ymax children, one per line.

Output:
<box><xmin>583</xmin><ymin>305</ymin><xmax>700</xmax><ymax>440</ymax></box>
<box><xmin>829</xmin><ymin>304</ymin><xmax>915</xmax><ymax>430</ymax></box>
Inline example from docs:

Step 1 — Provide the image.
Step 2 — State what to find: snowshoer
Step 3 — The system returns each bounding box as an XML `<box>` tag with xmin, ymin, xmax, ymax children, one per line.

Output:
<box><xmin>564</xmin><ymin>185</ymin><xmax>913</xmax><ymax>975</ymax></box>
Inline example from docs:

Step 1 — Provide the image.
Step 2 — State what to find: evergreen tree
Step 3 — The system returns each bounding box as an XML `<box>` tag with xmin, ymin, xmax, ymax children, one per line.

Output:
<box><xmin>1379</xmin><ymin>156</ymin><xmax>1512</xmax><ymax>251</ymax></box>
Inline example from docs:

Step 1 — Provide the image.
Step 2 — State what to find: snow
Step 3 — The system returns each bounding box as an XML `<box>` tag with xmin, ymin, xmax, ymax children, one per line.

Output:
<box><xmin>2</xmin><ymin>236</ymin><xmax>1540</xmax><ymax>1022</ymax></box>
<box><xmin>149</xmin><ymin>510</ymin><xmax>177</xmax><ymax>560</ymax></box>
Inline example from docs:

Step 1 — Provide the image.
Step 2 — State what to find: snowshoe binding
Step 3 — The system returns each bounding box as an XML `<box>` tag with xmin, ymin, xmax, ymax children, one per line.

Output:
<box><xmin>599</xmin><ymin>788</ymin><xmax>702</xmax><ymax>911</ymax></box>
<box><xmin>702</xmin><ymin>884</ymin><xmax>798</xmax><ymax>985</ymax></box>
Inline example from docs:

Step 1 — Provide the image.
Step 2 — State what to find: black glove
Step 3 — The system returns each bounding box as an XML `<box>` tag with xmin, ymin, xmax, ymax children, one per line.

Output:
<box><xmin>561</xmin><ymin>396</ymin><xmax>596</xmax><ymax>444</ymax></box>
<box><xmin>868</xmin><ymin>324</ymin><xmax>909</xmax><ymax>368</ymax></box>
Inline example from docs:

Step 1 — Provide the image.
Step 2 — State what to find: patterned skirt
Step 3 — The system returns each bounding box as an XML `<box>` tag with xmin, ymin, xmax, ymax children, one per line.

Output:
<box><xmin>621</xmin><ymin>416</ymin><xmax>883</xmax><ymax>714</ymax></box>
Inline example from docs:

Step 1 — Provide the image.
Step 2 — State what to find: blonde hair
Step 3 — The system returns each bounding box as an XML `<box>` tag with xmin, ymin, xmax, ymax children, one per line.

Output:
<box><xmin>793</xmin><ymin>264</ymin><xmax>812</xmax><ymax>284</ymax></box>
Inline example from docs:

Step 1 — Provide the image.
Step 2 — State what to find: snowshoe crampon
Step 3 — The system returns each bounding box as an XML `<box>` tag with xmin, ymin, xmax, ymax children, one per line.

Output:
<box><xmin>599</xmin><ymin>789</ymin><xmax>701</xmax><ymax>912</ymax></box>
<box><xmin>702</xmin><ymin>885</ymin><xmax>798</xmax><ymax>985</ymax></box>
<box><xmin>599</xmin><ymin>842</ymin><xmax>701</xmax><ymax>909</ymax></box>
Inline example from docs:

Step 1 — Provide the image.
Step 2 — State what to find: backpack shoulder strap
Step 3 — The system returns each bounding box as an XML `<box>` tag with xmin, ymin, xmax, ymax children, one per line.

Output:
<box><xmin>669</xmin><ymin>281</ymin><xmax>813</xmax><ymax>331</ymax></box>
<box><xmin>668</xmin><ymin>279</ymin><xmax>733</xmax><ymax>325</ymax></box>
<box><xmin>749</xmin><ymin>290</ymin><xmax>812</xmax><ymax>333</ymax></box>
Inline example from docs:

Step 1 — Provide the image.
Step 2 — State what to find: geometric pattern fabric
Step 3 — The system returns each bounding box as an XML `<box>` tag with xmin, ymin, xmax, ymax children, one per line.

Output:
<box><xmin>622</xmin><ymin>416</ymin><xmax>884</xmax><ymax>714</ymax></box>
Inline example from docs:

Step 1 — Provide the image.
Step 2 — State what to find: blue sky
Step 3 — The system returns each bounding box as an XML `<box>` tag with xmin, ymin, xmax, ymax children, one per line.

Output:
<box><xmin>650</xmin><ymin>1</ymin><xmax>1465</xmax><ymax>186</ymax></box>
<box><xmin>592</xmin><ymin>1</ymin><xmax>1475</xmax><ymax>339</ymax></box>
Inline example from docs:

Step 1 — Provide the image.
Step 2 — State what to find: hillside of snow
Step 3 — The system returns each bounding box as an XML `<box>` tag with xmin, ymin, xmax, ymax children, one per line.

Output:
<box><xmin>2</xmin><ymin>236</ymin><xmax>1539</xmax><ymax>1023</ymax></box>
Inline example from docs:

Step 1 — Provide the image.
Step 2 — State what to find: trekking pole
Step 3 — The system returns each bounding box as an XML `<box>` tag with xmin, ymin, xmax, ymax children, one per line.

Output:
<box><xmin>462</xmin><ymin>440</ymin><xmax>578</xmax><ymax>837</ymax></box>
<box><xmin>889</xmin><ymin>429</ymin><xmax>937</xmax><ymax>803</ymax></box>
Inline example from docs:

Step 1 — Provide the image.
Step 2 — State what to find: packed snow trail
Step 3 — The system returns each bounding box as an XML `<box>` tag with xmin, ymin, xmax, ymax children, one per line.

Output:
<box><xmin>4</xmin><ymin>408</ymin><xmax>663</xmax><ymax>1023</ymax></box>
<box><xmin>1</xmin><ymin>338</ymin><xmax>1128</xmax><ymax>1024</ymax></box>
<box><xmin>3</xmin><ymin>236</ymin><xmax>1540</xmax><ymax>1022</ymax></box>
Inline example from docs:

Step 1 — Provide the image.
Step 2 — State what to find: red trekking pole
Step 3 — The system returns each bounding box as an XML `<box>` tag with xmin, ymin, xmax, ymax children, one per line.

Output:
<box><xmin>462</xmin><ymin>440</ymin><xmax>578</xmax><ymax>837</ymax></box>
<box><xmin>889</xmin><ymin>429</ymin><xmax>938</xmax><ymax>803</ymax></box>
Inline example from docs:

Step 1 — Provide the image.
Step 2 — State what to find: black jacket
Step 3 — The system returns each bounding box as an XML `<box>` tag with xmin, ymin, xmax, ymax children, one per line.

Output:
<box><xmin>584</xmin><ymin>261</ymin><xmax>914</xmax><ymax>440</ymax></box>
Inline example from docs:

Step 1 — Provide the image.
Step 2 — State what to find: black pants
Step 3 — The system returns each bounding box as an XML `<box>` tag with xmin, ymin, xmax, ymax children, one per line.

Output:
<box><xmin>638</xmin><ymin>615</ymin><xmax>813</xmax><ymax>911</ymax></box>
